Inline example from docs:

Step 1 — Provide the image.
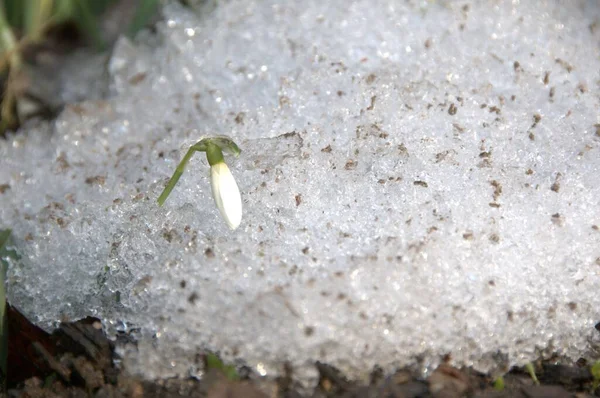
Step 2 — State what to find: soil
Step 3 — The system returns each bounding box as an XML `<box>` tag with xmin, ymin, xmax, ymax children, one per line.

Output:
<box><xmin>5</xmin><ymin>304</ymin><xmax>600</xmax><ymax>398</ymax></box>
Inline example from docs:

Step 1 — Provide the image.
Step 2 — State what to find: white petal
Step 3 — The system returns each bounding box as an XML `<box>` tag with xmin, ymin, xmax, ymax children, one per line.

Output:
<box><xmin>210</xmin><ymin>162</ymin><xmax>242</xmax><ymax>230</ymax></box>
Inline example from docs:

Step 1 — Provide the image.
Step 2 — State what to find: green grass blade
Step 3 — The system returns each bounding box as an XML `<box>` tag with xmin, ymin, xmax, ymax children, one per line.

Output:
<box><xmin>0</xmin><ymin>228</ymin><xmax>15</xmax><ymax>392</ymax></box>
<box><xmin>24</xmin><ymin>0</ymin><xmax>54</xmax><ymax>42</ymax></box>
<box><xmin>4</xmin><ymin>0</ymin><xmax>25</xmax><ymax>30</ymax></box>
<box><xmin>23</xmin><ymin>0</ymin><xmax>36</xmax><ymax>38</ymax></box>
<box><xmin>591</xmin><ymin>361</ymin><xmax>600</xmax><ymax>390</ymax></box>
<box><xmin>127</xmin><ymin>0</ymin><xmax>160</xmax><ymax>37</ymax></box>
<box><xmin>0</xmin><ymin>1</ymin><xmax>20</xmax><ymax>69</ymax></box>
<box><xmin>205</xmin><ymin>353</ymin><xmax>239</xmax><ymax>380</ymax></box>
<box><xmin>493</xmin><ymin>375</ymin><xmax>505</xmax><ymax>391</ymax></box>
<box><xmin>74</xmin><ymin>0</ymin><xmax>105</xmax><ymax>49</ymax></box>
<box><xmin>53</xmin><ymin>0</ymin><xmax>77</xmax><ymax>24</ymax></box>
<box><xmin>525</xmin><ymin>363</ymin><xmax>539</xmax><ymax>385</ymax></box>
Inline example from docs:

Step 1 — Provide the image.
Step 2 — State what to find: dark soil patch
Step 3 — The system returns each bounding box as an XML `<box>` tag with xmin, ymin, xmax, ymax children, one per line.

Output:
<box><xmin>5</xmin><ymin>304</ymin><xmax>600</xmax><ymax>398</ymax></box>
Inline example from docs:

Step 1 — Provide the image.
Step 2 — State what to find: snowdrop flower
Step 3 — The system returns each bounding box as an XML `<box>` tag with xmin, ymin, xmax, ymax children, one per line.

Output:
<box><xmin>210</xmin><ymin>161</ymin><xmax>242</xmax><ymax>229</ymax></box>
<box><xmin>157</xmin><ymin>136</ymin><xmax>242</xmax><ymax>230</ymax></box>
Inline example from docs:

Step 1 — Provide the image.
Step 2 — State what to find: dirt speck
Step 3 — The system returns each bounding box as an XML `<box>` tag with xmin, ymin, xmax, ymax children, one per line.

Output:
<box><xmin>398</xmin><ymin>143</ymin><xmax>409</xmax><ymax>156</ymax></box>
<box><xmin>188</xmin><ymin>292</ymin><xmax>199</xmax><ymax>304</ymax></box>
<box><xmin>366</xmin><ymin>95</ymin><xmax>376</xmax><ymax>111</ymax></box>
<box><xmin>435</xmin><ymin>150</ymin><xmax>455</xmax><ymax>163</ymax></box>
<box><xmin>234</xmin><ymin>112</ymin><xmax>245</xmax><ymax>125</ymax></box>
<box><xmin>555</xmin><ymin>58</ymin><xmax>573</xmax><ymax>72</ymax></box>
<box><xmin>85</xmin><ymin>176</ymin><xmax>106</xmax><ymax>186</ymax></box>
<box><xmin>448</xmin><ymin>103</ymin><xmax>457</xmax><ymax>115</ymax></box>
<box><xmin>531</xmin><ymin>113</ymin><xmax>542</xmax><ymax>128</ymax></box>
<box><xmin>513</xmin><ymin>61</ymin><xmax>521</xmax><ymax>71</ymax></box>
<box><xmin>128</xmin><ymin>72</ymin><xmax>147</xmax><ymax>85</ymax></box>
<box><xmin>551</xmin><ymin>213</ymin><xmax>564</xmax><ymax>226</ymax></box>
<box><xmin>551</xmin><ymin>182</ymin><xmax>560</xmax><ymax>193</ymax></box>
<box><xmin>452</xmin><ymin>123</ymin><xmax>465</xmax><ymax>133</ymax></box>
<box><xmin>162</xmin><ymin>229</ymin><xmax>175</xmax><ymax>243</ymax></box>
<box><xmin>279</xmin><ymin>95</ymin><xmax>290</xmax><ymax>107</ymax></box>
<box><xmin>490</xmin><ymin>180</ymin><xmax>502</xmax><ymax>201</ymax></box>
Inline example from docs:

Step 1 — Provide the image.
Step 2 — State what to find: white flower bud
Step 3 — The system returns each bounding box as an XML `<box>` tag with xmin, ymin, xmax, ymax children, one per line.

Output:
<box><xmin>210</xmin><ymin>162</ymin><xmax>242</xmax><ymax>230</ymax></box>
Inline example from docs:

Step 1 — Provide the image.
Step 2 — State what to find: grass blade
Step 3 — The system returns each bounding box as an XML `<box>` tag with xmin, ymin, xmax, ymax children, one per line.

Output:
<box><xmin>127</xmin><ymin>0</ymin><xmax>160</xmax><ymax>37</ymax></box>
<box><xmin>74</xmin><ymin>0</ymin><xmax>105</xmax><ymax>49</ymax></box>
<box><xmin>0</xmin><ymin>228</ymin><xmax>16</xmax><ymax>392</ymax></box>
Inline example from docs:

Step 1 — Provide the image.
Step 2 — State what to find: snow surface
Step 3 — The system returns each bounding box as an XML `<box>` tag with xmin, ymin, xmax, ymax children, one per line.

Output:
<box><xmin>1</xmin><ymin>0</ymin><xmax>600</xmax><ymax>387</ymax></box>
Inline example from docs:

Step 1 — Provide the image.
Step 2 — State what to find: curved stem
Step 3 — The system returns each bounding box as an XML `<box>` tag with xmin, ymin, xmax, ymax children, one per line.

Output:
<box><xmin>157</xmin><ymin>145</ymin><xmax>201</xmax><ymax>206</ymax></box>
<box><xmin>157</xmin><ymin>138</ymin><xmax>238</xmax><ymax>206</ymax></box>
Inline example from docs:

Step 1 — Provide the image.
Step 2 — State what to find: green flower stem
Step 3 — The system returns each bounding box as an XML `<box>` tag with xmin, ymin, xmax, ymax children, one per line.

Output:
<box><xmin>157</xmin><ymin>143</ymin><xmax>205</xmax><ymax>206</ymax></box>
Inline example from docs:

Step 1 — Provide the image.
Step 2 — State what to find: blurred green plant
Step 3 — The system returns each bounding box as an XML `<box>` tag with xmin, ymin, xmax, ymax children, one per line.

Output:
<box><xmin>591</xmin><ymin>361</ymin><xmax>600</xmax><ymax>391</ymax></box>
<box><xmin>524</xmin><ymin>362</ymin><xmax>539</xmax><ymax>385</ymax></box>
<box><xmin>0</xmin><ymin>0</ymin><xmax>160</xmax><ymax>135</ymax></box>
<box><xmin>492</xmin><ymin>375</ymin><xmax>505</xmax><ymax>391</ymax></box>
<box><xmin>205</xmin><ymin>352</ymin><xmax>240</xmax><ymax>381</ymax></box>
<box><xmin>0</xmin><ymin>229</ymin><xmax>19</xmax><ymax>392</ymax></box>
<box><xmin>128</xmin><ymin>0</ymin><xmax>160</xmax><ymax>38</ymax></box>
